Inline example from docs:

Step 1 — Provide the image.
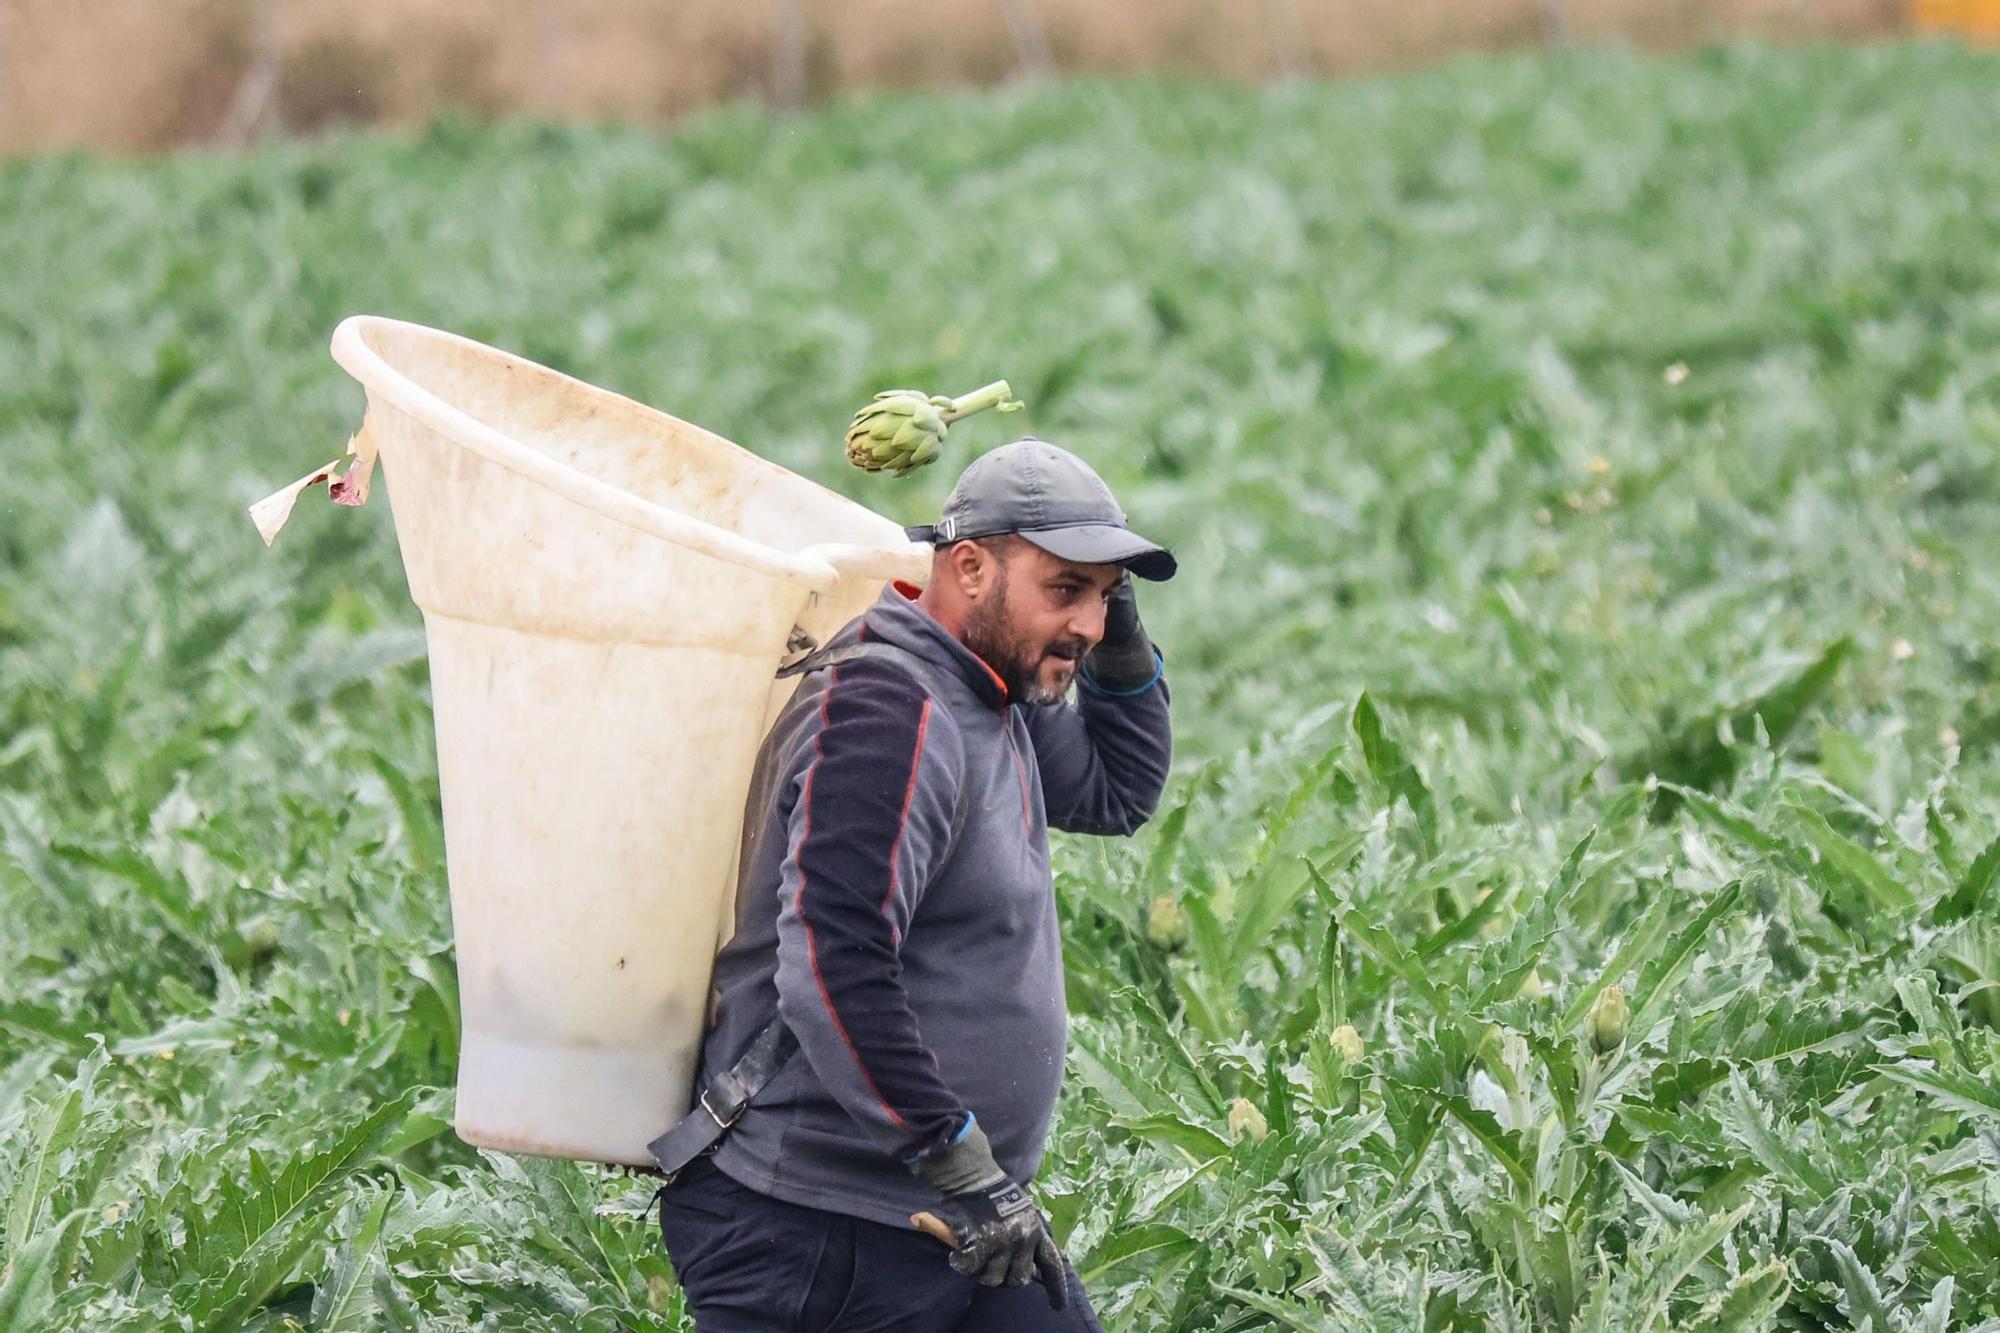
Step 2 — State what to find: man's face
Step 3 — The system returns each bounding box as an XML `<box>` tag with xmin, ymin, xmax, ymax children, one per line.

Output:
<box><xmin>961</xmin><ymin>539</ymin><xmax>1124</xmax><ymax>705</ymax></box>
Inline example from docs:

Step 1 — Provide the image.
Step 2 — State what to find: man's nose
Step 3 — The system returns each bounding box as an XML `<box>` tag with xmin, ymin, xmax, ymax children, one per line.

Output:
<box><xmin>1073</xmin><ymin>598</ymin><xmax>1108</xmax><ymax>646</ymax></box>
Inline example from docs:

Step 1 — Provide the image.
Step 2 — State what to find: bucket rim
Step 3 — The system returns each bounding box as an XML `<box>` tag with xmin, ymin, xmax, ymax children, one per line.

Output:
<box><xmin>331</xmin><ymin>315</ymin><xmax>854</xmax><ymax>591</ymax></box>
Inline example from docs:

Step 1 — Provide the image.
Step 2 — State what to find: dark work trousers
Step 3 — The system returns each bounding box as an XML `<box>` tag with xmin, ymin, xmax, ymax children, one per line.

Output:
<box><xmin>657</xmin><ymin>1153</ymin><xmax>1105</xmax><ymax>1333</ymax></box>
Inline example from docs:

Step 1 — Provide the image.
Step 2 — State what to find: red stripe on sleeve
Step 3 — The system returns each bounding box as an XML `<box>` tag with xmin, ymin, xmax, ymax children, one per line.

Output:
<box><xmin>880</xmin><ymin>698</ymin><xmax>934</xmax><ymax>917</ymax></box>
<box><xmin>796</xmin><ymin>667</ymin><xmax>914</xmax><ymax>1133</ymax></box>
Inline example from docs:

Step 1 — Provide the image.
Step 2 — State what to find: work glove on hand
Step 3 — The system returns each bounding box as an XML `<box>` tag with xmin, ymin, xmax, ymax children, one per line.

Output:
<box><xmin>909</xmin><ymin>1122</ymin><xmax>1068</xmax><ymax>1310</ymax></box>
<box><xmin>1083</xmin><ymin>575</ymin><xmax>1159</xmax><ymax>692</ymax></box>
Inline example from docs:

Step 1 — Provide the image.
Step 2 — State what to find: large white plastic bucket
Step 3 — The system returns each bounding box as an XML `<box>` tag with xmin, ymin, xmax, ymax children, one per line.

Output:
<box><xmin>328</xmin><ymin>316</ymin><xmax>930</xmax><ymax>1165</ymax></box>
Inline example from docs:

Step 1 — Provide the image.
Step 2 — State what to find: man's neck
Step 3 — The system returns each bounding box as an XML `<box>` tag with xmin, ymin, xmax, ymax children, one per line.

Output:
<box><xmin>913</xmin><ymin>584</ymin><xmax>971</xmax><ymax>642</ymax></box>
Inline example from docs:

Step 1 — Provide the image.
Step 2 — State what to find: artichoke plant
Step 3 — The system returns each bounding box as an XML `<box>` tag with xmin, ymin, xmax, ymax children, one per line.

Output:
<box><xmin>1145</xmin><ymin>893</ymin><xmax>1189</xmax><ymax>952</ymax></box>
<box><xmin>1587</xmin><ymin>984</ymin><xmax>1630</xmax><ymax>1054</ymax></box>
<box><xmin>1226</xmin><ymin>1097</ymin><xmax>1270</xmax><ymax>1145</ymax></box>
<box><xmin>845</xmin><ymin>380</ymin><xmax>1022</xmax><ymax>476</ymax></box>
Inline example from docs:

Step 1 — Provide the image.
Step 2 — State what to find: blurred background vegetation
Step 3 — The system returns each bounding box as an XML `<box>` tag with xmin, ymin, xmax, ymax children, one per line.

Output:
<box><xmin>10</xmin><ymin>0</ymin><xmax>1992</xmax><ymax>156</ymax></box>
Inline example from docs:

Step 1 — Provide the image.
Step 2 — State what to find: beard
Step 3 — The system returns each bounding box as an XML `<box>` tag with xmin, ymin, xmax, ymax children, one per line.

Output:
<box><xmin>962</xmin><ymin>573</ymin><xmax>1088</xmax><ymax>706</ymax></box>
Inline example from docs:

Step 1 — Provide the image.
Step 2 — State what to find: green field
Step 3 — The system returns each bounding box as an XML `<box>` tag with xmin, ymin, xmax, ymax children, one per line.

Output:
<box><xmin>5</xmin><ymin>38</ymin><xmax>2000</xmax><ymax>1330</ymax></box>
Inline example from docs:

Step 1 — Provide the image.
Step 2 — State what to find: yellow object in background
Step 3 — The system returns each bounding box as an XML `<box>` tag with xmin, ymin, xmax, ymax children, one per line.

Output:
<box><xmin>1913</xmin><ymin>0</ymin><xmax>2000</xmax><ymax>40</ymax></box>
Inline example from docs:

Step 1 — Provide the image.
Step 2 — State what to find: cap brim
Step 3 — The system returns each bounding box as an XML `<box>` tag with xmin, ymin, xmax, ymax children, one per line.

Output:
<box><xmin>1018</xmin><ymin>524</ymin><xmax>1178</xmax><ymax>581</ymax></box>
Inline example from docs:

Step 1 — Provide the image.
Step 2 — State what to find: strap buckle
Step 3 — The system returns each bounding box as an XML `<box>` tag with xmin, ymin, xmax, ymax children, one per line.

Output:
<box><xmin>700</xmin><ymin>1088</ymin><xmax>745</xmax><ymax>1131</ymax></box>
<box><xmin>777</xmin><ymin>625</ymin><xmax>820</xmax><ymax>675</ymax></box>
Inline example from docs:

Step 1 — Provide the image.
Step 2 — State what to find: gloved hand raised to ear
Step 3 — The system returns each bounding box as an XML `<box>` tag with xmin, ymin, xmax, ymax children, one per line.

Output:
<box><xmin>909</xmin><ymin>1121</ymin><xmax>1068</xmax><ymax>1310</ymax></box>
<box><xmin>1082</xmin><ymin>575</ymin><xmax>1161</xmax><ymax>693</ymax></box>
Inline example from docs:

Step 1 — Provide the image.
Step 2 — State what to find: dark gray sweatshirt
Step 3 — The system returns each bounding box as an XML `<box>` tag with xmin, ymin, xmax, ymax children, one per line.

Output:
<box><xmin>697</xmin><ymin>581</ymin><xmax>1172</xmax><ymax>1229</ymax></box>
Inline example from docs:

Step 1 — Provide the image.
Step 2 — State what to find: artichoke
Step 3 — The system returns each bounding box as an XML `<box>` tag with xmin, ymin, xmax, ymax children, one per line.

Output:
<box><xmin>1587</xmin><ymin>984</ymin><xmax>1629</xmax><ymax>1054</ymax></box>
<box><xmin>1226</xmin><ymin>1097</ymin><xmax>1270</xmax><ymax>1145</ymax></box>
<box><xmin>844</xmin><ymin>380</ymin><xmax>1022</xmax><ymax>476</ymax></box>
<box><xmin>1145</xmin><ymin>893</ymin><xmax>1189</xmax><ymax>952</ymax></box>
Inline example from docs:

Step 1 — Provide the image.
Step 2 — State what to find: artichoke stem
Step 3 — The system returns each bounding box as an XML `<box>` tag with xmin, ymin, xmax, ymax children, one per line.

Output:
<box><xmin>941</xmin><ymin>380</ymin><xmax>1021</xmax><ymax>425</ymax></box>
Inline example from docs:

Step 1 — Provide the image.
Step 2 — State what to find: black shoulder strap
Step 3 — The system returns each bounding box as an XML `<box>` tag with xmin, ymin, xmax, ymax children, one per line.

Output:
<box><xmin>647</xmin><ymin>1017</ymin><xmax>795</xmax><ymax>1180</ymax></box>
<box><xmin>777</xmin><ymin>638</ymin><xmax>946</xmax><ymax>691</ymax></box>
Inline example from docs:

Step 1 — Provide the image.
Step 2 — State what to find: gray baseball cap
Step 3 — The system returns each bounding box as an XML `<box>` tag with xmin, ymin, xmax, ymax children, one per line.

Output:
<box><xmin>906</xmin><ymin>438</ymin><xmax>1177</xmax><ymax>581</ymax></box>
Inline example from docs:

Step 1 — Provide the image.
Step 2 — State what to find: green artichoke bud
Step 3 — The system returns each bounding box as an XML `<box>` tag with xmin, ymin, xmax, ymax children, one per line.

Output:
<box><xmin>1226</xmin><ymin>1097</ymin><xmax>1269</xmax><ymax>1145</ymax></box>
<box><xmin>1329</xmin><ymin>1024</ymin><xmax>1365</xmax><ymax>1063</ymax></box>
<box><xmin>1145</xmin><ymin>893</ymin><xmax>1189</xmax><ymax>951</ymax></box>
<box><xmin>844</xmin><ymin>380</ymin><xmax>1022</xmax><ymax>476</ymax></box>
<box><xmin>1587</xmin><ymin>984</ymin><xmax>1629</xmax><ymax>1054</ymax></box>
<box><xmin>236</xmin><ymin>916</ymin><xmax>281</xmax><ymax>961</ymax></box>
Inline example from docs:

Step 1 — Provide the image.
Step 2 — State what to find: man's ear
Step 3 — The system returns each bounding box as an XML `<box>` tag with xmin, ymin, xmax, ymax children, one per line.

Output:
<box><xmin>948</xmin><ymin>540</ymin><xmax>987</xmax><ymax>598</ymax></box>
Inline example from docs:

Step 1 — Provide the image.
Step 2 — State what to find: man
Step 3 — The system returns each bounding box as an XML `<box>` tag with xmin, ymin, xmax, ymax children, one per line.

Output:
<box><xmin>651</xmin><ymin>439</ymin><xmax>1176</xmax><ymax>1331</ymax></box>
